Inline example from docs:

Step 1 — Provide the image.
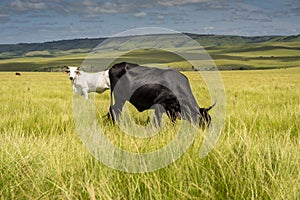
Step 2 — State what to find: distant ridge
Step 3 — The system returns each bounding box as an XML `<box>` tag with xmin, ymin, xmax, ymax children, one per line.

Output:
<box><xmin>1</xmin><ymin>33</ymin><xmax>299</xmax><ymax>57</ymax></box>
<box><xmin>0</xmin><ymin>38</ymin><xmax>106</xmax><ymax>57</ymax></box>
<box><xmin>0</xmin><ymin>33</ymin><xmax>299</xmax><ymax>71</ymax></box>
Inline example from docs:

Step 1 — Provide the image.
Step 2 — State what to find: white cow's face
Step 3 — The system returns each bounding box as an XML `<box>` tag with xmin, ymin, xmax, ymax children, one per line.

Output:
<box><xmin>66</xmin><ymin>66</ymin><xmax>80</xmax><ymax>80</ymax></box>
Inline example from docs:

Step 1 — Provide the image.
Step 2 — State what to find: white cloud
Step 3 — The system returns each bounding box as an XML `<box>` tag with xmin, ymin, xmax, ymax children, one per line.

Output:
<box><xmin>10</xmin><ymin>0</ymin><xmax>47</xmax><ymax>12</ymax></box>
<box><xmin>157</xmin><ymin>0</ymin><xmax>208</xmax><ymax>6</ymax></box>
<box><xmin>203</xmin><ymin>26</ymin><xmax>214</xmax><ymax>32</ymax></box>
<box><xmin>157</xmin><ymin>15</ymin><xmax>164</xmax><ymax>20</ymax></box>
<box><xmin>134</xmin><ymin>12</ymin><xmax>147</xmax><ymax>18</ymax></box>
<box><xmin>0</xmin><ymin>0</ymin><xmax>299</xmax><ymax>43</ymax></box>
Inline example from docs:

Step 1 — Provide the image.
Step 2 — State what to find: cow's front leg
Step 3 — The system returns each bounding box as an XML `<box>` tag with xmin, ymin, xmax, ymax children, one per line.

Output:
<box><xmin>109</xmin><ymin>100</ymin><xmax>125</xmax><ymax>123</ymax></box>
<box><xmin>82</xmin><ymin>89</ymin><xmax>88</xmax><ymax>100</ymax></box>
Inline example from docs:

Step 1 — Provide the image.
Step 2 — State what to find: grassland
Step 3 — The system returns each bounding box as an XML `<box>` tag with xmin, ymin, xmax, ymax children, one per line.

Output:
<box><xmin>0</xmin><ymin>67</ymin><xmax>299</xmax><ymax>199</ymax></box>
<box><xmin>0</xmin><ymin>34</ymin><xmax>300</xmax><ymax>71</ymax></box>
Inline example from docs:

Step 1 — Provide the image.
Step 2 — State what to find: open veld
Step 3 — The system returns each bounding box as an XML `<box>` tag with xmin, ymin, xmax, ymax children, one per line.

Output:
<box><xmin>0</xmin><ymin>34</ymin><xmax>300</xmax><ymax>71</ymax></box>
<box><xmin>0</xmin><ymin>67</ymin><xmax>299</xmax><ymax>199</ymax></box>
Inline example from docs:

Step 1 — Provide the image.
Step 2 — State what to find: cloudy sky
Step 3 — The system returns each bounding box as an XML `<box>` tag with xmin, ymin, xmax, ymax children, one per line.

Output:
<box><xmin>0</xmin><ymin>0</ymin><xmax>299</xmax><ymax>44</ymax></box>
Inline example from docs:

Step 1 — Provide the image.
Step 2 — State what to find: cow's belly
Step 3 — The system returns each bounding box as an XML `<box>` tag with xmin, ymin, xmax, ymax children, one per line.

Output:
<box><xmin>128</xmin><ymin>84</ymin><xmax>179</xmax><ymax>112</ymax></box>
<box><xmin>129</xmin><ymin>92</ymin><xmax>156</xmax><ymax>112</ymax></box>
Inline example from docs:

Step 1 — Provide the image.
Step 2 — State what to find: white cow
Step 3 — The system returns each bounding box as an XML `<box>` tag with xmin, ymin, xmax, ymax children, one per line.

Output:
<box><xmin>65</xmin><ymin>66</ymin><xmax>110</xmax><ymax>99</ymax></box>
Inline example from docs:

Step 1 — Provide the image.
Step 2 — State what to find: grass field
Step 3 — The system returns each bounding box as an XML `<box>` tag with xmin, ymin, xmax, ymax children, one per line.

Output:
<box><xmin>1</xmin><ymin>39</ymin><xmax>300</xmax><ymax>71</ymax></box>
<box><xmin>0</xmin><ymin>68</ymin><xmax>299</xmax><ymax>199</ymax></box>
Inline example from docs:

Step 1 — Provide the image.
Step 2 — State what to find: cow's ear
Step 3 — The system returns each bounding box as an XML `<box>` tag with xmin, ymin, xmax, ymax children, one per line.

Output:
<box><xmin>64</xmin><ymin>70</ymin><xmax>70</xmax><ymax>74</ymax></box>
<box><xmin>76</xmin><ymin>71</ymin><xmax>81</xmax><ymax>75</ymax></box>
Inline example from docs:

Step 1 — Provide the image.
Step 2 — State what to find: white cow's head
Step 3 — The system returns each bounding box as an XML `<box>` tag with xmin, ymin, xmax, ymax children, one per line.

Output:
<box><xmin>65</xmin><ymin>66</ymin><xmax>80</xmax><ymax>80</ymax></box>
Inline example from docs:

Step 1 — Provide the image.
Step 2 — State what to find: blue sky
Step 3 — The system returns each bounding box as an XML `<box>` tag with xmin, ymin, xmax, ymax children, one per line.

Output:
<box><xmin>0</xmin><ymin>0</ymin><xmax>299</xmax><ymax>44</ymax></box>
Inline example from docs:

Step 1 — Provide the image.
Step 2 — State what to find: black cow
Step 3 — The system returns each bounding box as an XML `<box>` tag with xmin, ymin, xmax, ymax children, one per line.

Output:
<box><xmin>15</xmin><ymin>72</ymin><xmax>21</xmax><ymax>76</ymax></box>
<box><xmin>108</xmin><ymin>62</ymin><xmax>215</xmax><ymax>127</ymax></box>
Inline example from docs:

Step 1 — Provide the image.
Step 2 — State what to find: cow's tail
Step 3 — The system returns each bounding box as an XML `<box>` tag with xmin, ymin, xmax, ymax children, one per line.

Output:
<box><xmin>198</xmin><ymin>101</ymin><xmax>216</xmax><ymax>127</ymax></box>
<box><xmin>205</xmin><ymin>101</ymin><xmax>216</xmax><ymax>112</ymax></box>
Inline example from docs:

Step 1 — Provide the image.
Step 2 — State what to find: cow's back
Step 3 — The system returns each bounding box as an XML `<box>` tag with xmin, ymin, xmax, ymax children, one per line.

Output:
<box><xmin>109</xmin><ymin>62</ymin><xmax>199</xmax><ymax>115</ymax></box>
<box><xmin>109</xmin><ymin>62</ymin><xmax>139</xmax><ymax>87</ymax></box>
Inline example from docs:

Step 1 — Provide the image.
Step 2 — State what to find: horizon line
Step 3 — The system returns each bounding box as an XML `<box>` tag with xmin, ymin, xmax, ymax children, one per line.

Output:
<box><xmin>1</xmin><ymin>32</ymin><xmax>299</xmax><ymax>45</ymax></box>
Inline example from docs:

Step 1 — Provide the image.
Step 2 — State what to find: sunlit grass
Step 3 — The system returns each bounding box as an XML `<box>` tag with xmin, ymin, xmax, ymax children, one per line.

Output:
<box><xmin>0</xmin><ymin>68</ymin><xmax>299</xmax><ymax>199</ymax></box>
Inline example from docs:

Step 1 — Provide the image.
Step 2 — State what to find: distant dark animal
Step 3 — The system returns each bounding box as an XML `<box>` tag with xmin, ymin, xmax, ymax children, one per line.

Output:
<box><xmin>15</xmin><ymin>72</ymin><xmax>21</xmax><ymax>76</ymax></box>
<box><xmin>108</xmin><ymin>62</ymin><xmax>215</xmax><ymax>127</ymax></box>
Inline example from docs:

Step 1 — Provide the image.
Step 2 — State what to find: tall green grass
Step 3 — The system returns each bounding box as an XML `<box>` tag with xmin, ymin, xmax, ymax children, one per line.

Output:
<box><xmin>0</xmin><ymin>68</ymin><xmax>299</xmax><ymax>199</ymax></box>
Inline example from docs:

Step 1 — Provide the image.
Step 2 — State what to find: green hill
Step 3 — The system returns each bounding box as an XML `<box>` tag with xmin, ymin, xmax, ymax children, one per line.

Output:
<box><xmin>0</xmin><ymin>33</ymin><xmax>299</xmax><ymax>71</ymax></box>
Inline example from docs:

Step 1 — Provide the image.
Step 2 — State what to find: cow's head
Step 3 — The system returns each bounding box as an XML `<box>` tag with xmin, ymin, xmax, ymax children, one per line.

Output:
<box><xmin>65</xmin><ymin>66</ymin><xmax>80</xmax><ymax>81</ymax></box>
<box><xmin>199</xmin><ymin>101</ymin><xmax>216</xmax><ymax>128</ymax></box>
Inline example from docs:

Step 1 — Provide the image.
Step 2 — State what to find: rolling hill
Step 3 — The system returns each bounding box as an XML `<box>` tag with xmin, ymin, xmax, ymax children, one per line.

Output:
<box><xmin>0</xmin><ymin>33</ymin><xmax>299</xmax><ymax>71</ymax></box>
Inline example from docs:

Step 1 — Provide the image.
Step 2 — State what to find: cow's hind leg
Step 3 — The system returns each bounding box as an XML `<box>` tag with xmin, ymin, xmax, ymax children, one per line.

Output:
<box><xmin>166</xmin><ymin>110</ymin><xmax>178</xmax><ymax>124</ymax></box>
<box><xmin>152</xmin><ymin>104</ymin><xmax>165</xmax><ymax>127</ymax></box>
